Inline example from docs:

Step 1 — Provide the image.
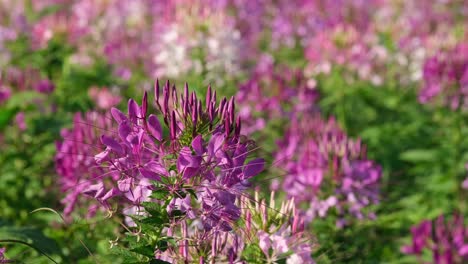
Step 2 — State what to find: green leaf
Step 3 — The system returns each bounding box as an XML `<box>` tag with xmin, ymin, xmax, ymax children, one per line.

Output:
<box><xmin>130</xmin><ymin>245</ymin><xmax>155</xmax><ymax>257</ymax></box>
<box><xmin>141</xmin><ymin>216</ymin><xmax>165</xmax><ymax>226</ymax></box>
<box><xmin>0</xmin><ymin>225</ymin><xmax>60</xmax><ymax>254</ymax></box>
<box><xmin>6</xmin><ymin>91</ymin><xmax>43</xmax><ymax>108</ymax></box>
<box><xmin>150</xmin><ymin>189</ymin><xmax>169</xmax><ymax>200</ymax></box>
<box><xmin>399</xmin><ymin>149</ymin><xmax>438</xmax><ymax>163</ymax></box>
<box><xmin>0</xmin><ymin>107</ymin><xmax>17</xmax><ymax>130</ymax></box>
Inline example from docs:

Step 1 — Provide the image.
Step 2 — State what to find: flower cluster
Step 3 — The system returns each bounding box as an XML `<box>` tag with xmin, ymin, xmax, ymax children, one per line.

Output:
<box><xmin>76</xmin><ymin>81</ymin><xmax>271</xmax><ymax>260</ymax></box>
<box><xmin>305</xmin><ymin>24</ymin><xmax>388</xmax><ymax>86</ymax></box>
<box><xmin>237</xmin><ymin>63</ymin><xmax>319</xmax><ymax>135</ymax></box>
<box><xmin>55</xmin><ymin>111</ymin><xmax>116</xmax><ymax>218</ymax></box>
<box><xmin>237</xmin><ymin>63</ymin><xmax>381</xmax><ymax>226</ymax></box>
<box><xmin>247</xmin><ymin>191</ymin><xmax>314</xmax><ymax>264</ymax></box>
<box><xmin>375</xmin><ymin>0</ymin><xmax>466</xmax><ymax>84</ymax></box>
<box><xmin>418</xmin><ymin>42</ymin><xmax>468</xmax><ymax>110</ymax></box>
<box><xmin>0</xmin><ymin>248</ymin><xmax>7</xmax><ymax>263</ymax></box>
<box><xmin>153</xmin><ymin>190</ymin><xmax>314</xmax><ymax>263</ymax></box>
<box><xmin>276</xmin><ymin>114</ymin><xmax>381</xmax><ymax>226</ymax></box>
<box><xmin>402</xmin><ymin>213</ymin><xmax>468</xmax><ymax>264</ymax></box>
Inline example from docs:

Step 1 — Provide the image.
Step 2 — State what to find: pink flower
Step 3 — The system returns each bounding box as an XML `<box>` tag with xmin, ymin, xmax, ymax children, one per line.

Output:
<box><xmin>88</xmin><ymin>87</ymin><xmax>122</xmax><ymax>110</ymax></box>
<box><xmin>15</xmin><ymin>112</ymin><xmax>26</xmax><ymax>131</ymax></box>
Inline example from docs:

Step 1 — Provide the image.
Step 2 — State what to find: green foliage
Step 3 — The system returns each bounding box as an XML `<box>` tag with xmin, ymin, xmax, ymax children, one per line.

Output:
<box><xmin>315</xmin><ymin>69</ymin><xmax>468</xmax><ymax>262</ymax></box>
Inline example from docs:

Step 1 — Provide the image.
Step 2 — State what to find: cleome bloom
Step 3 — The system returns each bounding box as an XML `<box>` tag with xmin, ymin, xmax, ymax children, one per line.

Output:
<box><xmin>419</xmin><ymin>42</ymin><xmax>468</xmax><ymax>110</ymax></box>
<box><xmin>276</xmin><ymin>113</ymin><xmax>381</xmax><ymax>226</ymax></box>
<box><xmin>55</xmin><ymin>111</ymin><xmax>116</xmax><ymax>218</ymax></box>
<box><xmin>154</xmin><ymin>190</ymin><xmax>315</xmax><ymax>263</ymax></box>
<box><xmin>84</xmin><ymin>80</ymin><xmax>266</xmax><ymax>234</ymax></box>
<box><xmin>402</xmin><ymin>213</ymin><xmax>468</xmax><ymax>264</ymax></box>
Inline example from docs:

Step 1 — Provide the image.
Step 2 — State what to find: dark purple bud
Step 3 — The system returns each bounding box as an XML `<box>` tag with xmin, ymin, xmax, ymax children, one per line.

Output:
<box><xmin>190</xmin><ymin>91</ymin><xmax>196</xmax><ymax>107</ymax></box>
<box><xmin>154</xmin><ymin>79</ymin><xmax>161</xmax><ymax>110</ymax></box>
<box><xmin>170</xmin><ymin>111</ymin><xmax>177</xmax><ymax>140</ymax></box>
<box><xmin>163</xmin><ymin>85</ymin><xmax>170</xmax><ymax>116</ymax></box>
<box><xmin>172</xmin><ymin>84</ymin><xmax>178</xmax><ymax>108</ymax></box>
<box><xmin>235</xmin><ymin>116</ymin><xmax>241</xmax><ymax>137</ymax></box>
<box><xmin>206</xmin><ymin>85</ymin><xmax>212</xmax><ymax>107</ymax></box>
<box><xmin>218</xmin><ymin>97</ymin><xmax>227</xmax><ymax>114</ymax></box>
<box><xmin>192</xmin><ymin>101</ymin><xmax>198</xmax><ymax>129</ymax></box>
<box><xmin>243</xmin><ymin>158</ymin><xmax>265</xmax><ymax>179</ymax></box>
<box><xmin>184</xmin><ymin>83</ymin><xmax>189</xmax><ymax>102</ymax></box>
<box><xmin>148</xmin><ymin>114</ymin><xmax>163</xmax><ymax>141</ymax></box>
<box><xmin>228</xmin><ymin>97</ymin><xmax>235</xmax><ymax>124</ymax></box>
<box><xmin>198</xmin><ymin>100</ymin><xmax>202</xmax><ymax>117</ymax></box>
<box><xmin>224</xmin><ymin>118</ymin><xmax>230</xmax><ymax>138</ymax></box>
<box><xmin>141</xmin><ymin>91</ymin><xmax>148</xmax><ymax>118</ymax></box>
<box><xmin>183</xmin><ymin>96</ymin><xmax>189</xmax><ymax>117</ymax></box>
<box><xmin>101</xmin><ymin>135</ymin><xmax>124</xmax><ymax>154</ymax></box>
<box><xmin>208</xmin><ymin>102</ymin><xmax>214</xmax><ymax>122</ymax></box>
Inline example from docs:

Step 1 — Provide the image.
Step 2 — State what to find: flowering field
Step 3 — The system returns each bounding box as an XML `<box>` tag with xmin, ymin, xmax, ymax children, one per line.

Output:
<box><xmin>0</xmin><ymin>0</ymin><xmax>467</xmax><ymax>263</ymax></box>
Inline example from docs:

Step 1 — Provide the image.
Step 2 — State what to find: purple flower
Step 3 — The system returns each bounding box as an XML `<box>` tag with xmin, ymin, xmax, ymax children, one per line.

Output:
<box><xmin>0</xmin><ymin>248</ymin><xmax>5</xmax><ymax>259</ymax></box>
<box><xmin>84</xmin><ymin>80</ymin><xmax>264</xmax><ymax>235</ymax></box>
<box><xmin>14</xmin><ymin>112</ymin><xmax>26</xmax><ymax>131</ymax></box>
<box><xmin>0</xmin><ymin>86</ymin><xmax>11</xmax><ymax>104</ymax></box>
<box><xmin>402</xmin><ymin>214</ymin><xmax>468</xmax><ymax>264</ymax></box>
<box><xmin>55</xmin><ymin>111</ymin><xmax>117</xmax><ymax>218</ymax></box>
<box><xmin>237</xmin><ymin>65</ymin><xmax>319</xmax><ymax>134</ymax></box>
<box><xmin>401</xmin><ymin>220</ymin><xmax>432</xmax><ymax>255</ymax></box>
<box><xmin>419</xmin><ymin>43</ymin><xmax>468</xmax><ymax>110</ymax></box>
<box><xmin>33</xmin><ymin>79</ymin><xmax>55</xmax><ymax>94</ymax></box>
<box><xmin>276</xmin><ymin>114</ymin><xmax>382</xmax><ymax>225</ymax></box>
<box><xmin>88</xmin><ymin>87</ymin><xmax>122</xmax><ymax>110</ymax></box>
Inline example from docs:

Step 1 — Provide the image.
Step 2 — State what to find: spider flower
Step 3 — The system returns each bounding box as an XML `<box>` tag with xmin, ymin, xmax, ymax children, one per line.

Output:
<box><xmin>55</xmin><ymin>111</ymin><xmax>116</xmax><ymax>218</ymax></box>
<box><xmin>419</xmin><ymin>42</ymin><xmax>468</xmax><ymax>110</ymax></box>
<box><xmin>276</xmin><ymin>113</ymin><xmax>381</xmax><ymax>226</ymax></box>
<box><xmin>237</xmin><ymin>64</ymin><xmax>319</xmax><ymax>135</ymax></box>
<box><xmin>87</xmin><ymin>80</ymin><xmax>265</xmax><ymax>234</ymax></box>
<box><xmin>402</xmin><ymin>213</ymin><xmax>468</xmax><ymax>264</ymax></box>
<box><xmin>0</xmin><ymin>85</ymin><xmax>10</xmax><ymax>104</ymax></box>
<box><xmin>154</xmin><ymin>190</ymin><xmax>315</xmax><ymax>263</ymax></box>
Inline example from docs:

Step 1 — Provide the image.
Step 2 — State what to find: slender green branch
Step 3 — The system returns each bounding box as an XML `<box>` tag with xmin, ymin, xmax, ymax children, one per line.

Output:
<box><xmin>0</xmin><ymin>239</ymin><xmax>58</xmax><ymax>264</ymax></box>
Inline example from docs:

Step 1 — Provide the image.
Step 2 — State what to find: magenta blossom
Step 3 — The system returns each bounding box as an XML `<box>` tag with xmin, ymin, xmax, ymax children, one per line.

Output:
<box><xmin>402</xmin><ymin>214</ymin><xmax>468</xmax><ymax>264</ymax></box>
<box><xmin>419</xmin><ymin>42</ymin><xmax>468</xmax><ymax>110</ymax></box>
<box><xmin>33</xmin><ymin>79</ymin><xmax>55</xmax><ymax>94</ymax></box>
<box><xmin>55</xmin><ymin>111</ymin><xmax>116</xmax><ymax>218</ymax></box>
<box><xmin>0</xmin><ymin>86</ymin><xmax>10</xmax><ymax>104</ymax></box>
<box><xmin>14</xmin><ymin>112</ymin><xmax>26</xmax><ymax>131</ymax></box>
<box><xmin>88</xmin><ymin>86</ymin><xmax>122</xmax><ymax>110</ymax></box>
<box><xmin>85</xmin><ymin>80</ymin><xmax>264</xmax><ymax>234</ymax></box>
<box><xmin>276</xmin><ymin>113</ymin><xmax>382</xmax><ymax>225</ymax></box>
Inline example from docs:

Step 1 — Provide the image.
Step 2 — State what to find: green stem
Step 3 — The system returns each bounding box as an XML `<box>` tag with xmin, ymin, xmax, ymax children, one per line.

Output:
<box><xmin>0</xmin><ymin>239</ymin><xmax>58</xmax><ymax>264</ymax></box>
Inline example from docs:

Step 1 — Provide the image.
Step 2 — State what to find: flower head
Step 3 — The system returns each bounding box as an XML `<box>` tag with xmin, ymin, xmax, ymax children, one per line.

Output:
<box><xmin>55</xmin><ymin>111</ymin><xmax>116</xmax><ymax>218</ymax></box>
<box><xmin>419</xmin><ymin>42</ymin><xmax>468</xmax><ymax>110</ymax></box>
<box><xmin>276</xmin><ymin>113</ymin><xmax>381</xmax><ymax>225</ymax></box>
<box><xmin>402</xmin><ymin>213</ymin><xmax>468</xmax><ymax>264</ymax></box>
<box><xmin>84</xmin><ymin>80</ymin><xmax>264</xmax><ymax>235</ymax></box>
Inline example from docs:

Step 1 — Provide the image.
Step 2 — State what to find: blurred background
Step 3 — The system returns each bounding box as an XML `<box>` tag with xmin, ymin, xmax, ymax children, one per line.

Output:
<box><xmin>0</xmin><ymin>0</ymin><xmax>468</xmax><ymax>263</ymax></box>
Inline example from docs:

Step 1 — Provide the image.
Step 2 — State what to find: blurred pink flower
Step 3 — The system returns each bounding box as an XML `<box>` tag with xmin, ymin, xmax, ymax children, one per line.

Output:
<box><xmin>88</xmin><ymin>87</ymin><xmax>121</xmax><ymax>110</ymax></box>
